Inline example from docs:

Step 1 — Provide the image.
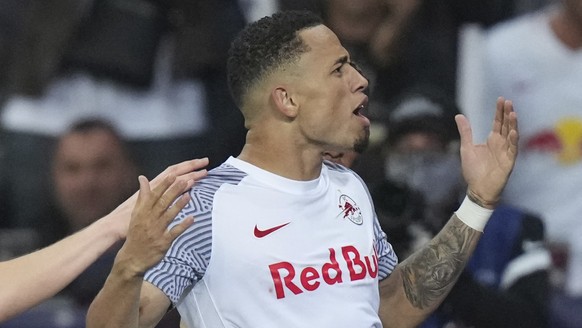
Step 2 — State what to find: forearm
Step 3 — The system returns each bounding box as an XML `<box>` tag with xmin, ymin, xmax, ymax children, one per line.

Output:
<box><xmin>86</xmin><ymin>259</ymin><xmax>144</xmax><ymax>328</ymax></box>
<box><xmin>380</xmin><ymin>215</ymin><xmax>482</xmax><ymax>327</ymax></box>
<box><xmin>0</xmin><ymin>216</ymin><xmax>121</xmax><ymax>322</ymax></box>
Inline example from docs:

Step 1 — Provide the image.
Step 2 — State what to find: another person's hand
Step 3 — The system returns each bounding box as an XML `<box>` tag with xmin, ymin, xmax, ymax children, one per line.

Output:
<box><xmin>455</xmin><ymin>97</ymin><xmax>518</xmax><ymax>208</ymax></box>
<box><xmin>114</xmin><ymin>174</ymin><xmax>195</xmax><ymax>276</ymax></box>
<box><xmin>105</xmin><ymin>158</ymin><xmax>209</xmax><ymax>240</ymax></box>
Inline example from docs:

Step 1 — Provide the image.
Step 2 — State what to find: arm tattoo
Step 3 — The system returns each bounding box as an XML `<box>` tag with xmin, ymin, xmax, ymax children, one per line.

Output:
<box><xmin>399</xmin><ymin>216</ymin><xmax>480</xmax><ymax>309</ymax></box>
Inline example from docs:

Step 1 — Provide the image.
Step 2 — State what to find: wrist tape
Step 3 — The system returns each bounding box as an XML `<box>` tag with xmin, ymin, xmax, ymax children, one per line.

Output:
<box><xmin>454</xmin><ymin>195</ymin><xmax>494</xmax><ymax>232</ymax></box>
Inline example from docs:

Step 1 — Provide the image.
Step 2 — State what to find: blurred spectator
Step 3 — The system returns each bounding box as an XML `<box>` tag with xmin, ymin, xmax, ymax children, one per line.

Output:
<box><xmin>0</xmin><ymin>118</ymin><xmax>181</xmax><ymax>327</ymax></box>
<box><xmin>49</xmin><ymin>119</ymin><xmax>137</xmax><ymax>241</ymax></box>
<box><xmin>43</xmin><ymin>119</ymin><xmax>135</xmax><ymax>308</ymax></box>
<box><xmin>382</xmin><ymin>88</ymin><xmax>463</xmax><ymax>231</ymax></box>
<box><xmin>319</xmin><ymin>0</ymin><xmax>549</xmax><ymax>185</ymax></box>
<box><xmin>458</xmin><ymin>0</ymin><xmax>582</xmax><ymax>300</ymax></box>
<box><xmin>321</xmin><ymin>0</ymin><xmax>543</xmax><ymax>125</ymax></box>
<box><xmin>372</xmin><ymin>90</ymin><xmax>551</xmax><ymax>328</ymax></box>
<box><xmin>0</xmin><ymin>0</ymin><xmax>246</xmax><ymax>234</ymax></box>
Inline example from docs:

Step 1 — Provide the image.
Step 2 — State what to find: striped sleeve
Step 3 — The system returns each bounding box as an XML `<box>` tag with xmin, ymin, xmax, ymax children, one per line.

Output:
<box><xmin>144</xmin><ymin>163</ymin><xmax>247</xmax><ymax>304</ymax></box>
<box><xmin>144</xmin><ymin>188</ymin><xmax>214</xmax><ymax>304</ymax></box>
<box><xmin>374</xmin><ymin>214</ymin><xmax>398</xmax><ymax>280</ymax></box>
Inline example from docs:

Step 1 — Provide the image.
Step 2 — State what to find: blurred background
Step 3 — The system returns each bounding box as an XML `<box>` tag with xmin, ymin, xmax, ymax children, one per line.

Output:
<box><xmin>2</xmin><ymin>0</ymin><xmax>581</xmax><ymax>327</ymax></box>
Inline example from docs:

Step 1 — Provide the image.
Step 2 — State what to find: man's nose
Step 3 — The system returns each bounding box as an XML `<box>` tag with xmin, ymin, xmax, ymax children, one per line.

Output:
<box><xmin>350</xmin><ymin>65</ymin><xmax>369</xmax><ymax>93</ymax></box>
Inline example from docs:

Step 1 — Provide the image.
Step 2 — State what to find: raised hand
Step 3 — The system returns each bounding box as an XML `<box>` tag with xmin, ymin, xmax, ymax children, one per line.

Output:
<box><xmin>149</xmin><ymin>157</ymin><xmax>210</xmax><ymax>188</ymax></box>
<box><xmin>115</xmin><ymin>174</ymin><xmax>194</xmax><ymax>276</ymax></box>
<box><xmin>455</xmin><ymin>97</ymin><xmax>518</xmax><ymax>208</ymax></box>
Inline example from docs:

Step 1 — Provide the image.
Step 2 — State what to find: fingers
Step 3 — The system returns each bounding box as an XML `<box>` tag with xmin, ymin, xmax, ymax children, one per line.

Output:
<box><xmin>508</xmin><ymin>111</ymin><xmax>519</xmax><ymax>157</ymax></box>
<box><xmin>134</xmin><ymin>175</ymin><xmax>160</xmax><ymax>213</ymax></box>
<box><xmin>167</xmin><ymin>216</ymin><xmax>195</xmax><ymax>241</ymax></box>
<box><xmin>136</xmin><ymin>175</ymin><xmax>151</xmax><ymax>205</ymax></box>
<box><xmin>163</xmin><ymin>192</ymin><xmax>191</xmax><ymax>226</ymax></box>
<box><xmin>149</xmin><ymin>158</ymin><xmax>209</xmax><ymax>194</ymax></box>
<box><xmin>492</xmin><ymin>97</ymin><xmax>504</xmax><ymax>134</ymax></box>
<box><xmin>151</xmin><ymin>176</ymin><xmax>188</xmax><ymax>217</ymax></box>
<box><xmin>149</xmin><ymin>174</ymin><xmax>178</xmax><ymax>210</ymax></box>
<box><xmin>492</xmin><ymin>97</ymin><xmax>517</xmax><ymax>139</ymax></box>
<box><xmin>156</xmin><ymin>158</ymin><xmax>209</xmax><ymax>182</ymax></box>
<box><xmin>501</xmin><ymin>99</ymin><xmax>513</xmax><ymax>138</ymax></box>
<box><xmin>176</xmin><ymin>169</ymin><xmax>208</xmax><ymax>192</ymax></box>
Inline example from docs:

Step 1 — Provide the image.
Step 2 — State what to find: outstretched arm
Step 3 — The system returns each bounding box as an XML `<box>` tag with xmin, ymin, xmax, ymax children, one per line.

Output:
<box><xmin>378</xmin><ymin>98</ymin><xmax>518</xmax><ymax>327</ymax></box>
<box><xmin>0</xmin><ymin>158</ymin><xmax>208</xmax><ymax>323</ymax></box>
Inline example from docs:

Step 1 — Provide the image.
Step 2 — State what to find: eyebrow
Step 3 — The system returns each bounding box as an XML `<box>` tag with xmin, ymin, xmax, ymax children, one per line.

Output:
<box><xmin>333</xmin><ymin>55</ymin><xmax>350</xmax><ymax>68</ymax></box>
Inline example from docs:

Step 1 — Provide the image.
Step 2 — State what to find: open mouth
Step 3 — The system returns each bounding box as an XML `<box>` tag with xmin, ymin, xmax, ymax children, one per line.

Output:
<box><xmin>353</xmin><ymin>97</ymin><xmax>369</xmax><ymax>116</ymax></box>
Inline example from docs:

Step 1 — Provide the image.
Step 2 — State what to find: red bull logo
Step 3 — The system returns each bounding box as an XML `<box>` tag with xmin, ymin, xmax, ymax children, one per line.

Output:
<box><xmin>269</xmin><ymin>245</ymin><xmax>378</xmax><ymax>299</ymax></box>
<box><xmin>338</xmin><ymin>194</ymin><xmax>363</xmax><ymax>225</ymax></box>
<box><xmin>525</xmin><ymin>117</ymin><xmax>582</xmax><ymax>165</ymax></box>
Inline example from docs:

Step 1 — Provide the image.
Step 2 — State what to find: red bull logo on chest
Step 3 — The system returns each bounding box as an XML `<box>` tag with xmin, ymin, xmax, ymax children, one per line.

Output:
<box><xmin>338</xmin><ymin>194</ymin><xmax>363</xmax><ymax>225</ymax></box>
<box><xmin>268</xmin><ymin>245</ymin><xmax>378</xmax><ymax>299</ymax></box>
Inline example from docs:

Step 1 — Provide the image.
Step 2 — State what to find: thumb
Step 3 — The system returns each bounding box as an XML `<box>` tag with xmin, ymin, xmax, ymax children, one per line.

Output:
<box><xmin>455</xmin><ymin>114</ymin><xmax>473</xmax><ymax>148</ymax></box>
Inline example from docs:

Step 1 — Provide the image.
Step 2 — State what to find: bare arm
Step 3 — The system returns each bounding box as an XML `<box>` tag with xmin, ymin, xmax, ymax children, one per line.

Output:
<box><xmin>379</xmin><ymin>98</ymin><xmax>519</xmax><ymax>327</ymax></box>
<box><xmin>0</xmin><ymin>212</ymin><xmax>121</xmax><ymax>322</ymax></box>
<box><xmin>0</xmin><ymin>158</ymin><xmax>208</xmax><ymax>323</ymax></box>
<box><xmin>87</xmin><ymin>173</ymin><xmax>197</xmax><ymax>328</ymax></box>
<box><xmin>379</xmin><ymin>215</ymin><xmax>482</xmax><ymax>327</ymax></box>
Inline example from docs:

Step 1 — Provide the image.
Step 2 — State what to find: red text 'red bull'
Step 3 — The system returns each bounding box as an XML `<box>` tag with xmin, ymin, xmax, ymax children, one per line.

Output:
<box><xmin>269</xmin><ymin>245</ymin><xmax>379</xmax><ymax>299</ymax></box>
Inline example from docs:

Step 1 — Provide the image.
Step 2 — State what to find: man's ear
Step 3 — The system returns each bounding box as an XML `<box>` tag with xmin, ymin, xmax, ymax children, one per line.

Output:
<box><xmin>272</xmin><ymin>87</ymin><xmax>298</xmax><ymax>118</ymax></box>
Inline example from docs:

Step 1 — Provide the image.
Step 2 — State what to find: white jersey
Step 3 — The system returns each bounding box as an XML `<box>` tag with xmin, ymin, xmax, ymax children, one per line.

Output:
<box><xmin>459</xmin><ymin>6</ymin><xmax>582</xmax><ymax>295</ymax></box>
<box><xmin>145</xmin><ymin>157</ymin><xmax>398</xmax><ymax>327</ymax></box>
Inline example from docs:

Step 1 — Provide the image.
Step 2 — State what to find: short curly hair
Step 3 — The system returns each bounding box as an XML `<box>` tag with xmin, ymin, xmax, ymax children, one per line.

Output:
<box><xmin>227</xmin><ymin>10</ymin><xmax>323</xmax><ymax>109</ymax></box>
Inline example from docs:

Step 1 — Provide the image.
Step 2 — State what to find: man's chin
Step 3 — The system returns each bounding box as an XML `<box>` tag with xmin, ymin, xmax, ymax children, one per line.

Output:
<box><xmin>353</xmin><ymin>130</ymin><xmax>370</xmax><ymax>154</ymax></box>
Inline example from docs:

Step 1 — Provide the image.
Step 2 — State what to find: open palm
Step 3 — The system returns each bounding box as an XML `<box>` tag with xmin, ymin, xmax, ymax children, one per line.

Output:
<box><xmin>456</xmin><ymin>97</ymin><xmax>518</xmax><ymax>208</ymax></box>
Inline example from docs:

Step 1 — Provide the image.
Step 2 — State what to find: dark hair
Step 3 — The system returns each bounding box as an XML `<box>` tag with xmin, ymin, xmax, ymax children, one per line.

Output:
<box><xmin>66</xmin><ymin>118</ymin><xmax>122</xmax><ymax>137</ymax></box>
<box><xmin>227</xmin><ymin>10</ymin><xmax>323</xmax><ymax>108</ymax></box>
<box><xmin>56</xmin><ymin>117</ymin><xmax>134</xmax><ymax>164</ymax></box>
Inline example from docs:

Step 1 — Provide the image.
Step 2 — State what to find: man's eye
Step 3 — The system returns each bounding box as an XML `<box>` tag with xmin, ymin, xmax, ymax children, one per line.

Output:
<box><xmin>333</xmin><ymin>65</ymin><xmax>343</xmax><ymax>74</ymax></box>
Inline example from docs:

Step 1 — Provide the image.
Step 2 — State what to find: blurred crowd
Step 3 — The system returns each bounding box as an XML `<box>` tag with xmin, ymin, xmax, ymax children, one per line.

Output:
<box><xmin>1</xmin><ymin>0</ymin><xmax>581</xmax><ymax>327</ymax></box>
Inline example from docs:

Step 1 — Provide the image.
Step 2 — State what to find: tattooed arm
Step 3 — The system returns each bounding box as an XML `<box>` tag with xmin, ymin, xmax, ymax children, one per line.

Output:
<box><xmin>378</xmin><ymin>98</ymin><xmax>519</xmax><ymax>327</ymax></box>
<box><xmin>379</xmin><ymin>214</ymin><xmax>482</xmax><ymax>327</ymax></box>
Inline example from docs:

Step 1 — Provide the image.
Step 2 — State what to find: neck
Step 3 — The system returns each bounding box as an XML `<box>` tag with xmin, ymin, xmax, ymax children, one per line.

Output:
<box><xmin>237</xmin><ymin>129</ymin><xmax>324</xmax><ymax>181</ymax></box>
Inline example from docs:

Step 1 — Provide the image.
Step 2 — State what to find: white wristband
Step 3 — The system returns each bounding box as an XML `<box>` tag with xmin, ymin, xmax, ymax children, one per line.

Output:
<box><xmin>454</xmin><ymin>196</ymin><xmax>494</xmax><ymax>232</ymax></box>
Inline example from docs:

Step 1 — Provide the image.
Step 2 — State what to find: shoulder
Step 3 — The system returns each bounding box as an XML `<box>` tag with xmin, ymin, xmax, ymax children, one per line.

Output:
<box><xmin>323</xmin><ymin>159</ymin><xmax>352</xmax><ymax>173</ymax></box>
<box><xmin>198</xmin><ymin>162</ymin><xmax>248</xmax><ymax>188</ymax></box>
<box><xmin>190</xmin><ymin>162</ymin><xmax>248</xmax><ymax>197</ymax></box>
<box><xmin>324</xmin><ymin>160</ymin><xmax>366</xmax><ymax>186</ymax></box>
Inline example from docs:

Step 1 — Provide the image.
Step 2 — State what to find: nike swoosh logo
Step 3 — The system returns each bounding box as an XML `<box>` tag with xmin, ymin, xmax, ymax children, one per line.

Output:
<box><xmin>254</xmin><ymin>222</ymin><xmax>291</xmax><ymax>238</ymax></box>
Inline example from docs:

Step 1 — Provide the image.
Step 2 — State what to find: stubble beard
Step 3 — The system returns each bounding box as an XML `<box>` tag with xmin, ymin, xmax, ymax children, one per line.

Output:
<box><xmin>353</xmin><ymin>127</ymin><xmax>370</xmax><ymax>154</ymax></box>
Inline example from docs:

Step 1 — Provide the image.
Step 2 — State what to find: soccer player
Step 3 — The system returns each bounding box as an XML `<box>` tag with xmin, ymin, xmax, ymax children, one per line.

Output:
<box><xmin>0</xmin><ymin>158</ymin><xmax>208</xmax><ymax>322</ymax></box>
<box><xmin>86</xmin><ymin>10</ymin><xmax>518</xmax><ymax>328</ymax></box>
